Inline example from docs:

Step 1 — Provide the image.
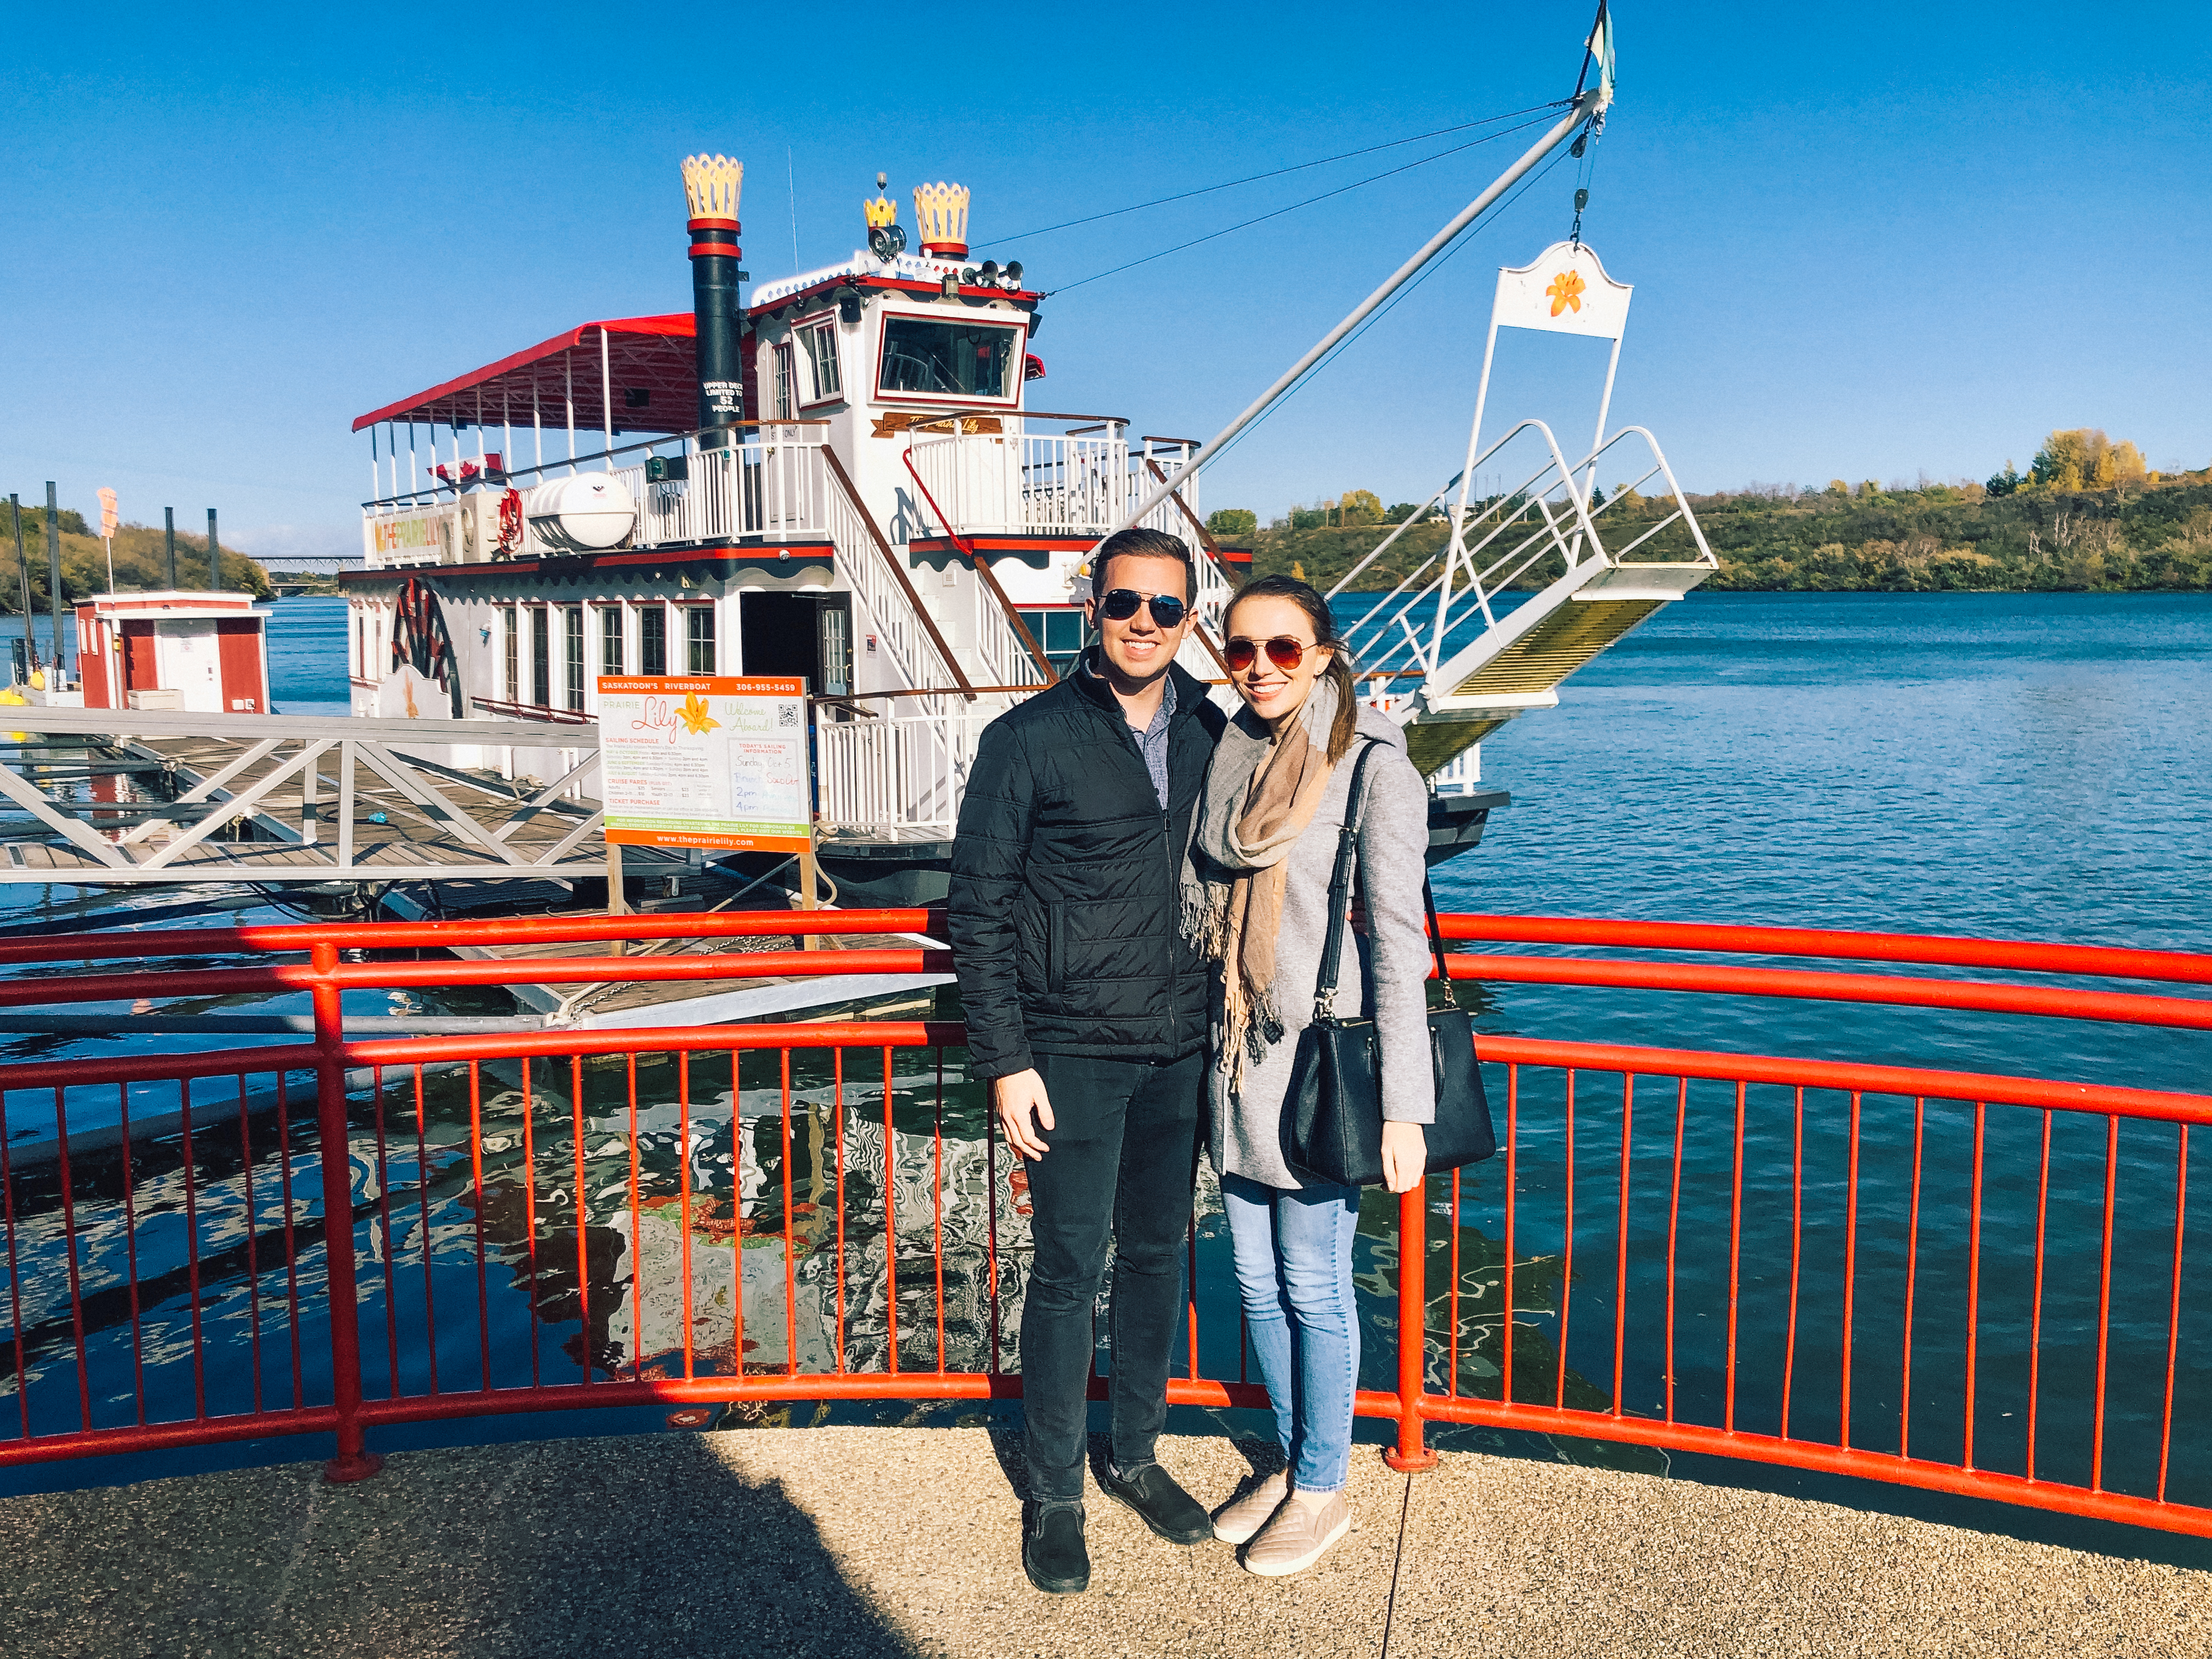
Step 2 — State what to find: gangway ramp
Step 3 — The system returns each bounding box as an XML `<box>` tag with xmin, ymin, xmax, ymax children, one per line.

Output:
<box><xmin>1336</xmin><ymin>422</ymin><xmax>1718</xmax><ymax>777</ymax></box>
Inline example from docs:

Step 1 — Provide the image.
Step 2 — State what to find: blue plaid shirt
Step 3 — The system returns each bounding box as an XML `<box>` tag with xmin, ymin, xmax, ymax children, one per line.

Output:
<box><xmin>1081</xmin><ymin>649</ymin><xmax>1177</xmax><ymax>810</ymax></box>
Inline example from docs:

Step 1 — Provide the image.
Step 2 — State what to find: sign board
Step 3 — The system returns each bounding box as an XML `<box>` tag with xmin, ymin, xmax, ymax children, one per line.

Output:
<box><xmin>1489</xmin><ymin>240</ymin><xmax>1632</xmax><ymax>342</ymax></box>
<box><xmin>596</xmin><ymin>675</ymin><xmax>810</xmax><ymax>852</ymax></box>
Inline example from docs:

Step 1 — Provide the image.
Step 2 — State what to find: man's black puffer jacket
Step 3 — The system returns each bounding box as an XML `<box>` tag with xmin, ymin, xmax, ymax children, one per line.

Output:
<box><xmin>949</xmin><ymin>654</ymin><xmax>1226</xmax><ymax>1080</ymax></box>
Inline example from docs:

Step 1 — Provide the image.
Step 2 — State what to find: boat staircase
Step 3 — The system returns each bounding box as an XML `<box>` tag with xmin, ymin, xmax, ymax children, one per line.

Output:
<box><xmin>355</xmin><ymin>419</ymin><xmax>1223</xmax><ymax>851</ymax></box>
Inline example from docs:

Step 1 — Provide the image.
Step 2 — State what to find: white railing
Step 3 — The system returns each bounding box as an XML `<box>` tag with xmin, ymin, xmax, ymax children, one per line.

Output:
<box><xmin>361</xmin><ymin>428</ymin><xmax>837</xmax><ymax>568</ymax></box>
<box><xmin>1128</xmin><ymin>438</ymin><xmax>1204</xmax><ymax>539</ymax></box>
<box><xmin>969</xmin><ymin>581</ymin><xmax>1053</xmax><ymax>693</ymax></box>
<box><xmin>814</xmin><ymin>708</ymin><xmax>995</xmax><ymax>840</ymax></box>
<box><xmin>820</xmin><ymin>465</ymin><xmax>952</xmax><ymax>697</ymax></box>
<box><xmin>908</xmin><ymin>430</ymin><xmax>1127</xmax><ymax>537</ymax></box>
<box><xmin>906</xmin><ymin>427</ymin><xmax>1206</xmax><ymax>543</ymax></box>
<box><xmin>1019</xmin><ymin>435</ymin><xmax>1131</xmax><ymax>534</ymax></box>
<box><xmin>612</xmin><ymin>429</ymin><xmax>829</xmax><ymax>551</ymax></box>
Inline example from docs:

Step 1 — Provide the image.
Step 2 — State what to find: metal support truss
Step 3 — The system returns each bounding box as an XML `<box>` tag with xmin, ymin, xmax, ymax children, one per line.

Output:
<box><xmin>0</xmin><ymin>708</ymin><xmax>612</xmax><ymax>885</ymax></box>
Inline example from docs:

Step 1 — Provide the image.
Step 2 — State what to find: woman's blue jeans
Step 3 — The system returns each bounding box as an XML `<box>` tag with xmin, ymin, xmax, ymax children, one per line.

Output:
<box><xmin>1220</xmin><ymin>1171</ymin><xmax>1361</xmax><ymax>1494</ymax></box>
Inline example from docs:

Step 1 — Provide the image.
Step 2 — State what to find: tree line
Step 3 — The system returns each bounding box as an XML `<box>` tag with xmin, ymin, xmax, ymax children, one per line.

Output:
<box><xmin>1</xmin><ymin>503</ymin><xmax>271</xmax><ymax>607</ymax></box>
<box><xmin>1206</xmin><ymin>430</ymin><xmax>2212</xmax><ymax>594</ymax></box>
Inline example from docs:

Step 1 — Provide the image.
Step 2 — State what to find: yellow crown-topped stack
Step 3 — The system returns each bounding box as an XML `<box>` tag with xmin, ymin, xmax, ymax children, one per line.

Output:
<box><xmin>681</xmin><ymin>154</ymin><xmax>744</xmax><ymax>223</ymax></box>
<box><xmin>912</xmin><ymin>182</ymin><xmax>970</xmax><ymax>255</ymax></box>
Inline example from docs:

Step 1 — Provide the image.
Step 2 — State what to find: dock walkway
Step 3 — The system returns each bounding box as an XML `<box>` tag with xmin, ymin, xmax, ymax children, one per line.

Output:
<box><xmin>0</xmin><ymin>1428</ymin><xmax>2199</xmax><ymax>1657</ymax></box>
<box><xmin>3</xmin><ymin>715</ymin><xmax>951</xmax><ymax>1029</ymax></box>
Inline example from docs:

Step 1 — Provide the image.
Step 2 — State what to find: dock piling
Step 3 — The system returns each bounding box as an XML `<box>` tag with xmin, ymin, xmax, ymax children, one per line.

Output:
<box><xmin>44</xmin><ymin>483</ymin><xmax>62</xmax><ymax>680</ymax></box>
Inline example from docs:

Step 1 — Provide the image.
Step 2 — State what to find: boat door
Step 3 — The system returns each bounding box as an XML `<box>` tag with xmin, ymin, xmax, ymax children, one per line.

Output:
<box><xmin>216</xmin><ymin>619</ymin><xmax>266</xmax><ymax>712</ymax></box>
<box><xmin>738</xmin><ymin>592</ymin><xmax>852</xmax><ymax>696</ymax></box>
<box><xmin>121</xmin><ymin>623</ymin><xmax>160</xmax><ymax>695</ymax></box>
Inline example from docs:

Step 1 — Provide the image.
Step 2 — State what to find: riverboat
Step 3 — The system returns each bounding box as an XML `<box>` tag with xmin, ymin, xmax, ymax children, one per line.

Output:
<box><xmin>340</xmin><ymin>10</ymin><xmax>1714</xmax><ymax>901</ymax></box>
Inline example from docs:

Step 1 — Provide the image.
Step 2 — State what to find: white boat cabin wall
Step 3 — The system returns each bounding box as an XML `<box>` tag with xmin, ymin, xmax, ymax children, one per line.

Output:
<box><xmin>343</xmin><ymin>168</ymin><xmax>1237</xmax><ymax>841</ymax></box>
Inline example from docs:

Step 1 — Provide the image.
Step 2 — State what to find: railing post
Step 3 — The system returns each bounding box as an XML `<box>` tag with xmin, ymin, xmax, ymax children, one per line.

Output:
<box><xmin>1384</xmin><ymin>1178</ymin><xmax>1440</xmax><ymax>1472</ymax></box>
<box><xmin>312</xmin><ymin>942</ymin><xmax>383</xmax><ymax>1482</ymax></box>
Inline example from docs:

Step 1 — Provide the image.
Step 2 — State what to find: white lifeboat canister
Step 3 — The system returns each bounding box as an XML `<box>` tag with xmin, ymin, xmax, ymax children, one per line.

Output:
<box><xmin>526</xmin><ymin>475</ymin><xmax>637</xmax><ymax>553</ymax></box>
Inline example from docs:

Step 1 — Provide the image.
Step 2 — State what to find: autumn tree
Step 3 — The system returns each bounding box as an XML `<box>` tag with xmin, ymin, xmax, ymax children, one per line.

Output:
<box><xmin>1339</xmin><ymin>489</ymin><xmax>1384</xmax><ymax>524</ymax></box>
<box><xmin>2030</xmin><ymin>430</ymin><xmax>2147</xmax><ymax>492</ymax></box>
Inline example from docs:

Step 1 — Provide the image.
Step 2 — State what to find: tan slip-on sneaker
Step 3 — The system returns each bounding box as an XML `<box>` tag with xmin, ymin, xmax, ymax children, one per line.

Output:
<box><xmin>1211</xmin><ymin>1471</ymin><xmax>1289</xmax><ymax>1544</ymax></box>
<box><xmin>1241</xmin><ymin>1488</ymin><xmax>1351</xmax><ymax>1577</ymax></box>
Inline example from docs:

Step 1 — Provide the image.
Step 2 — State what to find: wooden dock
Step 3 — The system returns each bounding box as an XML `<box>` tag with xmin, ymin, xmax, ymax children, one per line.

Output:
<box><xmin>1</xmin><ymin>718</ymin><xmax>950</xmax><ymax>1032</ymax></box>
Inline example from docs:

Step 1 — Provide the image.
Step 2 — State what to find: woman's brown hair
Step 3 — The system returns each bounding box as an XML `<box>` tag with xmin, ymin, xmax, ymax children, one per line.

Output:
<box><xmin>1224</xmin><ymin>573</ymin><xmax>1361</xmax><ymax>761</ymax></box>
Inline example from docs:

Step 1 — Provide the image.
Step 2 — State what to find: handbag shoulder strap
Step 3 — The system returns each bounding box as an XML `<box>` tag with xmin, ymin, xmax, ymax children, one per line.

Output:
<box><xmin>1312</xmin><ymin>738</ymin><xmax>1380</xmax><ymax>1019</ymax></box>
<box><xmin>1423</xmin><ymin>873</ymin><xmax>1459</xmax><ymax>1012</ymax></box>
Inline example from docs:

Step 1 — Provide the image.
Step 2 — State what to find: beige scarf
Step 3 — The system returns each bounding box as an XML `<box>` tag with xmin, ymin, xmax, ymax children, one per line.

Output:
<box><xmin>1184</xmin><ymin>676</ymin><xmax>1343</xmax><ymax>1090</ymax></box>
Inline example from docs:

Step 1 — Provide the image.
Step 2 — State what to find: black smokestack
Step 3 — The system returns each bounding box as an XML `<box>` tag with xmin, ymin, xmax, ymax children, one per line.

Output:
<box><xmin>682</xmin><ymin>155</ymin><xmax>746</xmax><ymax>445</ymax></box>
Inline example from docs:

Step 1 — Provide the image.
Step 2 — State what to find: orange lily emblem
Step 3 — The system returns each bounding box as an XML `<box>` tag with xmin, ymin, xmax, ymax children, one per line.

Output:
<box><xmin>676</xmin><ymin>692</ymin><xmax>721</xmax><ymax>736</ymax></box>
<box><xmin>1545</xmin><ymin>269</ymin><xmax>1587</xmax><ymax>317</ymax></box>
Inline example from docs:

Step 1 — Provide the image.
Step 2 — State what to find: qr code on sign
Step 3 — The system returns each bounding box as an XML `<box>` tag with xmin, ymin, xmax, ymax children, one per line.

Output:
<box><xmin>778</xmin><ymin>704</ymin><xmax>799</xmax><ymax>729</ymax></box>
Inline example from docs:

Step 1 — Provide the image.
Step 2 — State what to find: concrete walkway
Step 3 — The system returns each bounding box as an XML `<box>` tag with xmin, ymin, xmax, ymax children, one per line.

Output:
<box><xmin>0</xmin><ymin>1427</ymin><xmax>2202</xmax><ymax>1657</ymax></box>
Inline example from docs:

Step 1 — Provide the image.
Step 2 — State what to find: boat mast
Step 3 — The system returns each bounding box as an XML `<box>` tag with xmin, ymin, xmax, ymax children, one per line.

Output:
<box><xmin>1110</xmin><ymin>32</ymin><xmax>1613</xmax><ymax>540</ymax></box>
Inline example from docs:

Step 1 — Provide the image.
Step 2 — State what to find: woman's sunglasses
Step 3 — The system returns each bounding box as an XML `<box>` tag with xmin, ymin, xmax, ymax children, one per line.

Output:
<box><xmin>1097</xmin><ymin>588</ymin><xmax>1188</xmax><ymax>628</ymax></box>
<box><xmin>1223</xmin><ymin>635</ymin><xmax>1317</xmax><ymax>673</ymax></box>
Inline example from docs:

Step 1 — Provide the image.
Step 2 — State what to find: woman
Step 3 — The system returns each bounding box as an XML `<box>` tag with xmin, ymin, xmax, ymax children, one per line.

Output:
<box><xmin>1185</xmin><ymin>573</ymin><xmax>1432</xmax><ymax>1577</ymax></box>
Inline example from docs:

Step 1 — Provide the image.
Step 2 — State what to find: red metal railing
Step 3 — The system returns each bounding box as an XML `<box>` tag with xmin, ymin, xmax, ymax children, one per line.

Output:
<box><xmin>0</xmin><ymin>909</ymin><xmax>2206</xmax><ymax>1540</ymax></box>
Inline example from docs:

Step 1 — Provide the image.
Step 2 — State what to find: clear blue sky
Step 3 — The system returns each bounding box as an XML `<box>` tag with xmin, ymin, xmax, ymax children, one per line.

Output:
<box><xmin>4</xmin><ymin>2</ymin><xmax>2205</xmax><ymax>559</ymax></box>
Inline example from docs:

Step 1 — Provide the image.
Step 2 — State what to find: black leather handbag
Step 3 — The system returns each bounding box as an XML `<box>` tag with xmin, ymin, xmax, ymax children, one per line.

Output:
<box><xmin>1283</xmin><ymin>741</ymin><xmax>1498</xmax><ymax>1188</ymax></box>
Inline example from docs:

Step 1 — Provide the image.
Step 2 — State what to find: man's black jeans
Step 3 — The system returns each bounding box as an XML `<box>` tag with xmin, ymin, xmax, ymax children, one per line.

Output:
<box><xmin>1018</xmin><ymin>1049</ymin><xmax>1205</xmax><ymax>1503</ymax></box>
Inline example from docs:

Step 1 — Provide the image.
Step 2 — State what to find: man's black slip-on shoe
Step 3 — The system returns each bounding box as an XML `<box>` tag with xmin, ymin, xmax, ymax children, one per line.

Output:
<box><xmin>1099</xmin><ymin>1462</ymin><xmax>1213</xmax><ymax>1545</ymax></box>
<box><xmin>1023</xmin><ymin>1503</ymin><xmax>1091</xmax><ymax>1594</ymax></box>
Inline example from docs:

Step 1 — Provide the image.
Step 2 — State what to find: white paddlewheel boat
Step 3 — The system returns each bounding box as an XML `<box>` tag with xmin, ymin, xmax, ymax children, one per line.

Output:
<box><xmin>340</xmin><ymin>5</ymin><xmax>1714</xmax><ymax>901</ymax></box>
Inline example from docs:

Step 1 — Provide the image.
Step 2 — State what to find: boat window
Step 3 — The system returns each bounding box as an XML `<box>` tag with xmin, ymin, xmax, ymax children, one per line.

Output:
<box><xmin>600</xmin><ymin>607</ymin><xmax>624</xmax><ymax>676</ymax></box>
<box><xmin>503</xmin><ymin>607</ymin><xmax>520</xmax><ymax>702</ymax></box>
<box><xmin>687</xmin><ymin>606</ymin><xmax>716</xmax><ymax>675</ymax></box>
<box><xmin>640</xmin><ymin>606</ymin><xmax>667</xmax><ymax>676</ymax></box>
<box><xmin>530</xmin><ymin>610</ymin><xmax>551</xmax><ymax>708</ymax></box>
<box><xmin>1015</xmin><ymin>608</ymin><xmax>1088</xmax><ymax>673</ymax></box>
<box><xmin>565</xmin><ymin>608</ymin><xmax>585</xmax><ymax>710</ymax></box>
<box><xmin>878</xmin><ymin>315</ymin><xmax>1020</xmax><ymax>400</ymax></box>
<box><xmin>802</xmin><ymin>325</ymin><xmax>842</xmax><ymax>402</ymax></box>
<box><xmin>773</xmin><ymin>344</ymin><xmax>796</xmax><ymax>421</ymax></box>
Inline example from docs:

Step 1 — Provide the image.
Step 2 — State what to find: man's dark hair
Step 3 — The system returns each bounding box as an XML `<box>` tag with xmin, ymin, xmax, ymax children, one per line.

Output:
<box><xmin>1093</xmin><ymin>527</ymin><xmax>1194</xmax><ymax>602</ymax></box>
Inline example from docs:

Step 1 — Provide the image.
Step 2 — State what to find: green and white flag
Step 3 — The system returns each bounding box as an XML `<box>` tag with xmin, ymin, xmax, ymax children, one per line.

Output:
<box><xmin>1587</xmin><ymin>3</ymin><xmax>1616</xmax><ymax>108</ymax></box>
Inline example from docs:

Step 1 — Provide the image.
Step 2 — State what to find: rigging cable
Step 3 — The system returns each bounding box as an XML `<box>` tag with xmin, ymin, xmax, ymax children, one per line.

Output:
<box><xmin>1194</xmin><ymin>138</ymin><xmax>1584</xmax><ymax>474</ymax></box>
<box><xmin>972</xmin><ymin>101</ymin><xmax>1572</xmax><ymax>249</ymax></box>
<box><xmin>1045</xmin><ymin>108</ymin><xmax>1565</xmax><ymax>298</ymax></box>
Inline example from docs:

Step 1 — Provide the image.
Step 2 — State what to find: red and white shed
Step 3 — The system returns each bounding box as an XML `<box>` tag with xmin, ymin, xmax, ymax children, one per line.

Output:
<box><xmin>76</xmin><ymin>592</ymin><xmax>272</xmax><ymax>714</ymax></box>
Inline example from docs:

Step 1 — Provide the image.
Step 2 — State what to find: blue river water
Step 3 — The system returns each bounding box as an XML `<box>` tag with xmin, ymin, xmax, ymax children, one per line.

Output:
<box><xmin>1</xmin><ymin>592</ymin><xmax>2207</xmax><ymax>1551</ymax></box>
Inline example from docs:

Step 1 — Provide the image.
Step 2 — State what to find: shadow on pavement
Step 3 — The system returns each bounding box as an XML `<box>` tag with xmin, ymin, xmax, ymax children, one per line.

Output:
<box><xmin>0</xmin><ymin>1436</ymin><xmax>919</xmax><ymax>1659</ymax></box>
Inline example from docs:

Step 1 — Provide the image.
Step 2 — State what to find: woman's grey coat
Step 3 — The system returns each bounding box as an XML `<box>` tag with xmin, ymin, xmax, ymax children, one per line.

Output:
<box><xmin>1204</xmin><ymin>702</ymin><xmax>1436</xmax><ymax>1188</ymax></box>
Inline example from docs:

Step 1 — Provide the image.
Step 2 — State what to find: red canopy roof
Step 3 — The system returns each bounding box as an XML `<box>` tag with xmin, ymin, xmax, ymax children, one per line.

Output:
<box><xmin>351</xmin><ymin>314</ymin><xmax>700</xmax><ymax>436</ymax></box>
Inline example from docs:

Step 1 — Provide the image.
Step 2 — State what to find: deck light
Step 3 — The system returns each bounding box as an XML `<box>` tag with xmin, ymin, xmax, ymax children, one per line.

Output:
<box><xmin>1005</xmin><ymin>261</ymin><xmax>1023</xmax><ymax>288</ymax></box>
<box><xmin>978</xmin><ymin>260</ymin><xmax>1000</xmax><ymax>285</ymax></box>
<box><xmin>865</xmin><ymin>176</ymin><xmax>905</xmax><ymax>260</ymax></box>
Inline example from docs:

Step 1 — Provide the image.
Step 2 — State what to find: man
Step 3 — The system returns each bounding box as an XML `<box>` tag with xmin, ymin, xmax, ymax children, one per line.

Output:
<box><xmin>948</xmin><ymin>527</ymin><xmax>1227</xmax><ymax>1595</ymax></box>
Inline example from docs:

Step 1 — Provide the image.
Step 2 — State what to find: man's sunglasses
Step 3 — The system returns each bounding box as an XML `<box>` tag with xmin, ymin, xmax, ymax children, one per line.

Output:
<box><xmin>1223</xmin><ymin>635</ymin><xmax>1317</xmax><ymax>673</ymax></box>
<box><xmin>1097</xmin><ymin>588</ymin><xmax>1188</xmax><ymax>628</ymax></box>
